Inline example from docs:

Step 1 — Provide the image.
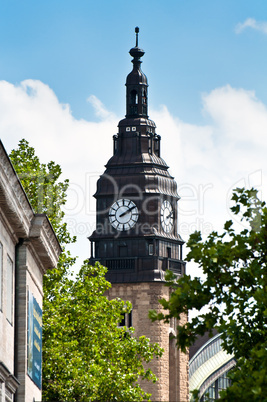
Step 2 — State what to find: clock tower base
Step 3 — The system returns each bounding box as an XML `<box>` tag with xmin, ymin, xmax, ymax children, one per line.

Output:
<box><xmin>107</xmin><ymin>282</ymin><xmax>189</xmax><ymax>402</ymax></box>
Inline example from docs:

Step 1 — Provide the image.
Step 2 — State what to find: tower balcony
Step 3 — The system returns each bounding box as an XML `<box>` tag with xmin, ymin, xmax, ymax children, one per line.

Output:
<box><xmin>89</xmin><ymin>256</ymin><xmax>185</xmax><ymax>282</ymax></box>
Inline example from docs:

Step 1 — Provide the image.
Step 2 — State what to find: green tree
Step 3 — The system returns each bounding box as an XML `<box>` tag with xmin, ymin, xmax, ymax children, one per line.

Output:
<box><xmin>10</xmin><ymin>139</ymin><xmax>162</xmax><ymax>401</ymax></box>
<box><xmin>10</xmin><ymin>139</ymin><xmax>76</xmax><ymax>303</ymax></box>
<box><xmin>150</xmin><ymin>188</ymin><xmax>267</xmax><ymax>401</ymax></box>
<box><xmin>9</xmin><ymin>138</ymin><xmax>73</xmax><ymax>245</ymax></box>
<box><xmin>43</xmin><ymin>262</ymin><xmax>162</xmax><ymax>401</ymax></box>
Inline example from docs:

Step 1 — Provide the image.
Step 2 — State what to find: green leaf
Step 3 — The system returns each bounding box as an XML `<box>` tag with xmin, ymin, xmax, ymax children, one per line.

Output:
<box><xmin>150</xmin><ymin>187</ymin><xmax>267</xmax><ymax>400</ymax></box>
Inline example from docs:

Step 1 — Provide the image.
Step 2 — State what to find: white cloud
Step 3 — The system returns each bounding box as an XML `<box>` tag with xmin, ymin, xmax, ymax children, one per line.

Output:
<box><xmin>201</xmin><ymin>85</ymin><xmax>267</xmax><ymax>173</ymax></box>
<box><xmin>87</xmin><ymin>95</ymin><xmax>116</xmax><ymax>121</ymax></box>
<box><xmin>235</xmin><ymin>18</ymin><xmax>267</xmax><ymax>34</ymax></box>
<box><xmin>152</xmin><ymin>85</ymin><xmax>267</xmax><ymax>250</ymax></box>
<box><xmin>0</xmin><ymin>79</ymin><xmax>117</xmax><ymax>172</ymax></box>
<box><xmin>0</xmin><ymin>80</ymin><xmax>118</xmax><ymax>269</ymax></box>
<box><xmin>0</xmin><ymin>80</ymin><xmax>266</xmax><ymax>274</ymax></box>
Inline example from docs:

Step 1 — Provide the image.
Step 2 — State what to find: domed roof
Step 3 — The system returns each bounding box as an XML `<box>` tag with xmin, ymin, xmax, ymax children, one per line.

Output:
<box><xmin>126</xmin><ymin>66</ymin><xmax>147</xmax><ymax>85</ymax></box>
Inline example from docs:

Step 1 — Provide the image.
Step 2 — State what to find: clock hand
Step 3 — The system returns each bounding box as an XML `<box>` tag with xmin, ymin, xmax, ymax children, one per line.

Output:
<box><xmin>167</xmin><ymin>212</ymin><xmax>173</xmax><ymax>219</ymax></box>
<box><xmin>119</xmin><ymin>206</ymin><xmax>136</xmax><ymax>218</ymax></box>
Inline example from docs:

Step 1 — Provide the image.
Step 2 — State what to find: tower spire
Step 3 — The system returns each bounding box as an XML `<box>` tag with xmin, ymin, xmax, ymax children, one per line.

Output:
<box><xmin>126</xmin><ymin>27</ymin><xmax>148</xmax><ymax>118</ymax></box>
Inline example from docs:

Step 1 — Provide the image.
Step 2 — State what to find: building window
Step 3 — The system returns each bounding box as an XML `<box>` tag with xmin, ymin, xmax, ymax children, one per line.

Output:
<box><xmin>202</xmin><ymin>382</ymin><xmax>216</xmax><ymax>401</ymax></box>
<box><xmin>119</xmin><ymin>311</ymin><xmax>132</xmax><ymax>328</ymax></box>
<box><xmin>179</xmin><ymin>244</ymin><xmax>183</xmax><ymax>260</ymax></box>
<box><xmin>149</xmin><ymin>244</ymin><xmax>154</xmax><ymax>255</ymax></box>
<box><xmin>119</xmin><ymin>313</ymin><xmax>126</xmax><ymax>326</ymax></box>
<box><xmin>6</xmin><ymin>256</ymin><xmax>13</xmax><ymax>324</ymax></box>
<box><xmin>200</xmin><ymin>371</ymin><xmax>232</xmax><ymax>401</ymax></box>
<box><xmin>218</xmin><ymin>371</ymin><xmax>231</xmax><ymax>395</ymax></box>
<box><xmin>0</xmin><ymin>243</ymin><xmax>2</xmax><ymax>311</ymax></box>
<box><xmin>113</xmin><ymin>135</ymin><xmax>118</xmax><ymax>154</ymax></box>
<box><xmin>130</xmin><ymin>90</ymin><xmax>138</xmax><ymax>105</ymax></box>
<box><xmin>128</xmin><ymin>310</ymin><xmax>132</xmax><ymax>327</ymax></box>
<box><xmin>167</xmin><ymin>247</ymin><xmax>171</xmax><ymax>259</ymax></box>
<box><xmin>154</xmin><ymin>135</ymin><xmax>161</xmax><ymax>157</ymax></box>
<box><xmin>142</xmin><ymin>87</ymin><xmax>147</xmax><ymax>100</ymax></box>
<box><xmin>91</xmin><ymin>241</ymin><xmax>95</xmax><ymax>258</ymax></box>
<box><xmin>148</xmin><ymin>135</ymin><xmax>152</xmax><ymax>154</ymax></box>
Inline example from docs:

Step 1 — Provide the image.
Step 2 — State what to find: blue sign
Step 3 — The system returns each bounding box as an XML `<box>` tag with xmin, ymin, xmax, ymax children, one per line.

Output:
<box><xmin>27</xmin><ymin>291</ymin><xmax>42</xmax><ymax>389</ymax></box>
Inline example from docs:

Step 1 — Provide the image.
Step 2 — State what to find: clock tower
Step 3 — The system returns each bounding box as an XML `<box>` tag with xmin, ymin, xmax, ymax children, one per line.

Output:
<box><xmin>89</xmin><ymin>28</ymin><xmax>188</xmax><ymax>401</ymax></box>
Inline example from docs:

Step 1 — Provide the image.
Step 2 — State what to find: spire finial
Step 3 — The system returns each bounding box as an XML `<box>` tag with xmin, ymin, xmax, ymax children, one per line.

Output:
<box><xmin>129</xmin><ymin>26</ymin><xmax>144</xmax><ymax>65</ymax></box>
<box><xmin>135</xmin><ymin>26</ymin><xmax>139</xmax><ymax>47</ymax></box>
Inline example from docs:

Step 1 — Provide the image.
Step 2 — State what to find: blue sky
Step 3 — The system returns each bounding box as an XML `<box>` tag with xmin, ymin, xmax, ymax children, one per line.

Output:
<box><xmin>0</xmin><ymin>0</ymin><xmax>266</xmax><ymax>268</ymax></box>
<box><xmin>1</xmin><ymin>0</ymin><xmax>267</xmax><ymax>122</ymax></box>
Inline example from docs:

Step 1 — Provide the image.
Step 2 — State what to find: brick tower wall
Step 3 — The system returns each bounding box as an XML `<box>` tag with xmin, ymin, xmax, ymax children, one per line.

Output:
<box><xmin>107</xmin><ymin>282</ymin><xmax>189</xmax><ymax>402</ymax></box>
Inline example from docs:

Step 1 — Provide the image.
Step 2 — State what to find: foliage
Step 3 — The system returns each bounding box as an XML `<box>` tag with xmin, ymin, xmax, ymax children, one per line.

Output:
<box><xmin>10</xmin><ymin>138</ymin><xmax>76</xmax><ymax>295</ymax></box>
<box><xmin>9</xmin><ymin>138</ymin><xmax>73</xmax><ymax>245</ymax></box>
<box><xmin>42</xmin><ymin>262</ymin><xmax>162</xmax><ymax>401</ymax></box>
<box><xmin>149</xmin><ymin>188</ymin><xmax>267</xmax><ymax>401</ymax></box>
<box><xmin>10</xmin><ymin>139</ymin><xmax>163</xmax><ymax>401</ymax></box>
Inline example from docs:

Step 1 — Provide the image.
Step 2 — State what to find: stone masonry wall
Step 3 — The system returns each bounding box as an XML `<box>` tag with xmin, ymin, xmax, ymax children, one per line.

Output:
<box><xmin>107</xmin><ymin>282</ymin><xmax>189</xmax><ymax>402</ymax></box>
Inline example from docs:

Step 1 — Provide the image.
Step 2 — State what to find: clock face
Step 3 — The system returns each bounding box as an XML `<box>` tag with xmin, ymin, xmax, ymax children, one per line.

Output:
<box><xmin>160</xmin><ymin>200</ymin><xmax>174</xmax><ymax>233</ymax></box>
<box><xmin>109</xmin><ymin>199</ymin><xmax>139</xmax><ymax>231</ymax></box>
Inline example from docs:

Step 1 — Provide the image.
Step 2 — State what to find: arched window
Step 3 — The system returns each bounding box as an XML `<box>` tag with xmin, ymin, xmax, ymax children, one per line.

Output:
<box><xmin>130</xmin><ymin>90</ymin><xmax>138</xmax><ymax>105</ymax></box>
<box><xmin>142</xmin><ymin>87</ymin><xmax>147</xmax><ymax>104</ymax></box>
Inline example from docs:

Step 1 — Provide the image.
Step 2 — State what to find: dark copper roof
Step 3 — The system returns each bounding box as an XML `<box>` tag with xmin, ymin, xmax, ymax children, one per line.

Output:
<box><xmin>126</xmin><ymin>66</ymin><xmax>147</xmax><ymax>86</ymax></box>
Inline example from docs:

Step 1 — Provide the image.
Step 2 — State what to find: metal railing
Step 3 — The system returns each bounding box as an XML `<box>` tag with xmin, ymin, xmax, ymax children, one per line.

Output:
<box><xmin>105</xmin><ymin>257</ymin><xmax>136</xmax><ymax>270</ymax></box>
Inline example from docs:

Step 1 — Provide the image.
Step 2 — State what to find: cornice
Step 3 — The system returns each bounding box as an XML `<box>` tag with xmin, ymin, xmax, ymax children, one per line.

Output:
<box><xmin>0</xmin><ymin>361</ymin><xmax>20</xmax><ymax>391</ymax></box>
<box><xmin>0</xmin><ymin>141</ymin><xmax>34</xmax><ymax>237</ymax></box>
<box><xmin>0</xmin><ymin>141</ymin><xmax>61</xmax><ymax>271</ymax></box>
<box><xmin>5</xmin><ymin>373</ymin><xmax>20</xmax><ymax>395</ymax></box>
<box><xmin>29</xmin><ymin>214</ymin><xmax>62</xmax><ymax>273</ymax></box>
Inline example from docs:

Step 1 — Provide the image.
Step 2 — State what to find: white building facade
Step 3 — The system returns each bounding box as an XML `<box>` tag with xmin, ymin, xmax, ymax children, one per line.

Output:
<box><xmin>0</xmin><ymin>141</ymin><xmax>61</xmax><ymax>402</ymax></box>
